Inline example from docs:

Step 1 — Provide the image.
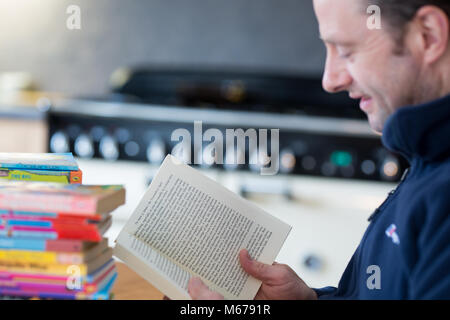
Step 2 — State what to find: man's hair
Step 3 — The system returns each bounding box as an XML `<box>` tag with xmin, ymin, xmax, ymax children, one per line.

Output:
<box><xmin>368</xmin><ymin>1</ymin><xmax>450</xmax><ymax>51</ymax></box>
<box><xmin>370</xmin><ymin>0</ymin><xmax>450</xmax><ymax>28</ymax></box>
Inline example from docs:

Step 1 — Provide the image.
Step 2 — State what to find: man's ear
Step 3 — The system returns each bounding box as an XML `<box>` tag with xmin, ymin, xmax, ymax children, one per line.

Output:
<box><xmin>414</xmin><ymin>5</ymin><xmax>449</xmax><ymax>65</ymax></box>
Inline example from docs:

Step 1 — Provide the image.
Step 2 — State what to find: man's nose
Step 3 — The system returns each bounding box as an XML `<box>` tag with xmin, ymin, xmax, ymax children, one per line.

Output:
<box><xmin>322</xmin><ymin>58</ymin><xmax>353</xmax><ymax>94</ymax></box>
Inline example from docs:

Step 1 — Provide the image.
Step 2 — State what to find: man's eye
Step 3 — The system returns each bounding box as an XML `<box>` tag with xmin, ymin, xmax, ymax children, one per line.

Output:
<box><xmin>339</xmin><ymin>52</ymin><xmax>352</xmax><ymax>59</ymax></box>
<box><xmin>336</xmin><ymin>47</ymin><xmax>353</xmax><ymax>59</ymax></box>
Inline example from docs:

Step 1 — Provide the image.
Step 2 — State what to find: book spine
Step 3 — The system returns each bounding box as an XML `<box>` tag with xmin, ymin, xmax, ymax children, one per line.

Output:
<box><xmin>0</xmin><ymin>272</ymin><xmax>116</xmax><ymax>300</ymax></box>
<box><xmin>0</xmin><ymin>260</ymin><xmax>116</xmax><ymax>284</ymax></box>
<box><xmin>0</xmin><ymin>210</ymin><xmax>103</xmax><ymax>222</ymax></box>
<box><xmin>0</xmin><ymin>270</ymin><xmax>117</xmax><ymax>296</ymax></box>
<box><xmin>0</xmin><ymin>164</ymin><xmax>79</xmax><ymax>171</ymax></box>
<box><xmin>6</xmin><ymin>225</ymin><xmax>102</xmax><ymax>242</ymax></box>
<box><xmin>0</xmin><ymin>153</ymin><xmax>78</xmax><ymax>171</ymax></box>
<box><xmin>0</xmin><ymin>260</ymin><xmax>88</xmax><ymax>276</ymax></box>
<box><xmin>4</xmin><ymin>229</ymin><xmax>57</xmax><ymax>240</ymax></box>
<box><xmin>0</xmin><ymin>281</ymin><xmax>84</xmax><ymax>294</ymax></box>
<box><xmin>0</xmin><ymin>169</ymin><xmax>71</xmax><ymax>184</ymax></box>
<box><xmin>0</xmin><ymin>288</ymin><xmax>107</xmax><ymax>300</ymax></box>
<box><xmin>0</xmin><ymin>271</ymin><xmax>68</xmax><ymax>282</ymax></box>
<box><xmin>0</xmin><ymin>238</ymin><xmax>84</xmax><ymax>252</ymax></box>
<box><xmin>0</xmin><ymin>250</ymin><xmax>85</xmax><ymax>265</ymax></box>
<box><xmin>55</xmin><ymin>228</ymin><xmax>102</xmax><ymax>242</ymax></box>
<box><xmin>1</xmin><ymin>217</ymin><xmax>93</xmax><ymax>227</ymax></box>
<box><xmin>0</xmin><ymin>194</ymin><xmax>97</xmax><ymax>215</ymax></box>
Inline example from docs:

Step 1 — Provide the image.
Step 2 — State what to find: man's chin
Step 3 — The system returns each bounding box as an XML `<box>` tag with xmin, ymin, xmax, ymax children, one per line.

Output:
<box><xmin>367</xmin><ymin>116</ymin><xmax>384</xmax><ymax>135</ymax></box>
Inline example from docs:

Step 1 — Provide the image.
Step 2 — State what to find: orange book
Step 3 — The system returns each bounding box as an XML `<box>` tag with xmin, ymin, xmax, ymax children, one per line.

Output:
<box><xmin>70</xmin><ymin>170</ymin><xmax>82</xmax><ymax>184</ymax></box>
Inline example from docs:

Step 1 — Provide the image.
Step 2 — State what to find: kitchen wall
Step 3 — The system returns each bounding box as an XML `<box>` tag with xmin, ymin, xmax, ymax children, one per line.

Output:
<box><xmin>0</xmin><ymin>0</ymin><xmax>326</xmax><ymax>96</ymax></box>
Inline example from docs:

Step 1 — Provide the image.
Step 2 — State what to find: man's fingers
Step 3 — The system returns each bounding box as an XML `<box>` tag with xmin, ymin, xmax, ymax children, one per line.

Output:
<box><xmin>188</xmin><ymin>277</ymin><xmax>209</xmax><ymax>299</ymax></box>
<box><xmin>239</xmin><ymin>249</ymin><xmax>278</xmax><ymax>282</ymax></box>
<box><xmin>188</xmin><ymin>277</ymin><xmax>224</xmax><ymax>300</ymax></box>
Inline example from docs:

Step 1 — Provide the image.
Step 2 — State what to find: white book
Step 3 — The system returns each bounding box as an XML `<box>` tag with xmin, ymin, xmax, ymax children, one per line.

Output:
<box><xmin>113</xmin><ymin>155</ymin><xmax>292</xmax><ymax>300</ymax></box>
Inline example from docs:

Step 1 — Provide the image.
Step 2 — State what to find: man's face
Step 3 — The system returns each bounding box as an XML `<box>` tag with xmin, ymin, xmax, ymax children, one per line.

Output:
<box><xmin>313</xmin><ymin>0</ymin><xmax>421</xmax><ymax>133</ymax></box>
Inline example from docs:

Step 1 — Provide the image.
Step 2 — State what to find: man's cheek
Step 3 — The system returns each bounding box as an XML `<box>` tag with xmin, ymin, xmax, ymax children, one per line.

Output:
<box><xmin>348</xmin><ymin>67</ymin><xmax>370</xmax><ymax>92</ymax></box>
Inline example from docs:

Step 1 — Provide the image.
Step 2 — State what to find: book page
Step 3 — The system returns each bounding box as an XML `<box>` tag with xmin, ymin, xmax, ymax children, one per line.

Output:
<box><xmin>115</xmin><ymin>155</ymin><xmax>291</xmax><ymax>300</ymax></box>
<box><xmin>114</xmin><ymin>231</ymin><xmax>191</xmax><ymax>299</ymax></box>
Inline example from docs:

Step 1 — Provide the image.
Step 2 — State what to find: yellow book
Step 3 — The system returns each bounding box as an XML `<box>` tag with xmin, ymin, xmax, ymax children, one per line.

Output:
<box><xmin>0</xmin><ymin>239</ymin><xmax>108</xmax><ymax>264</ymax></box>
<box><xmin>0</xmin><ymin>168</ymin><xmax>82</xmax><ymax>184</ymax></box>
<box><xmin>0</xmin><ymin>247</ymin><xmax>112</xmax><ymax>276</ymax></box>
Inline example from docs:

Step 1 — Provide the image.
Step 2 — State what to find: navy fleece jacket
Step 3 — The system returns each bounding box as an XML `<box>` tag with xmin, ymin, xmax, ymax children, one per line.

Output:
<box><xmin>314</xmin><ymin>94</ymin><xmax>450</xmax><ymax>299</ymax></box>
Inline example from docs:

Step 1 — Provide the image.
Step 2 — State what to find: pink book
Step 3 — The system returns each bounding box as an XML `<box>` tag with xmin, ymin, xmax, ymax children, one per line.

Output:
<box><xmin>0</xmin><ymin>181</ymin><xmax>125</xmax><ymax>215</ymax></box>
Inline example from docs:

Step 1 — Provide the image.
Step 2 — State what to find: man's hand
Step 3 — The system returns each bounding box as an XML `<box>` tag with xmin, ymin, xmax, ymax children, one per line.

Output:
<box><xmin>188</xmin><ymin>249</ymin><xmax>317</xmax><ymax>300</ymax></box>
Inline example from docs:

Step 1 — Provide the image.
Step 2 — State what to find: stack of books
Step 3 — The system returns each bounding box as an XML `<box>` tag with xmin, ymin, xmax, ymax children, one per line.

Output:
<box><xmin>0</xmin><ymin>153</ymin><xmax>125</xmax><ymax>299</ymax></box>
<box><xmin>0</xmin><ymin>153</ymin><xmax>82</xmax><ymax>184</ymax></box>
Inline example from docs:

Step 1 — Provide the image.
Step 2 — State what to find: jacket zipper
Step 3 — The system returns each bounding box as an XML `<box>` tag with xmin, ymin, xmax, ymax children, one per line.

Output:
<box><xmin>367</xmin><ymin>167</ymin><xmax>411</xmax><ymax>222</ymax></box>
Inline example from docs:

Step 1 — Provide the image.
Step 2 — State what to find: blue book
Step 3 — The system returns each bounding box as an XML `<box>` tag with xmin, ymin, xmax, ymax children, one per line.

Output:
<box><xmin>0</xmin><ymin>237</ymin><xmax>91</xmax><ymax>252</ymax></box>
<box><xmin>0</xmin><ymin>237</ymin><xmax>49</xmax><ymax>251</ymax></box>
<box><xmin>0</xmin><ymin>153</ymin><xmax>78</xmax><ymax>171</ymax></box>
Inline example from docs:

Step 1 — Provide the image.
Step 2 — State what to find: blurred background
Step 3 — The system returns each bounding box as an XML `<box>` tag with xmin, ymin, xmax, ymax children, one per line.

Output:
<box><xmin>0</xmin><ymin>0</ymin><xmax>406</xmax><ymax>290</ymax></box>
<box><xmin>0</xmin><ymin>0</ymin><xmax>324</xmax><ymax>96</ymax></box>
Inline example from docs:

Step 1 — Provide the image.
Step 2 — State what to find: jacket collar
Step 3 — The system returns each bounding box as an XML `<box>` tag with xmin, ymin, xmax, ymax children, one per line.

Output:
<box><xmin>382</xmin><ymin>94</ymin><xmax>450</xmax><ymax>163</ymax></box>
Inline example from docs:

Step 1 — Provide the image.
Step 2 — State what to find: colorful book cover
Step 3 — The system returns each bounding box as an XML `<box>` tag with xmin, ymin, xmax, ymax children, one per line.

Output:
<box><xmin>0</xmin><ymin>153</ymin><xmax>78</xmax><ymax>171</ymax></box>
<box><xmin>0</xmin><ymin>181</ymin><xmax>125</xmax><ymax>215</ymax></box>
<box><xmin>0</xmin><ymin>168</ymin><xmax>82</xmax><ymax>184</ymax></box>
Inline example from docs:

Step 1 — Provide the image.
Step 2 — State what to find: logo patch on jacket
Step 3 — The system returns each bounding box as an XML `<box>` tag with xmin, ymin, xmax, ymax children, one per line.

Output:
<box><xmin>385</xmin><ymin>224</ymin><xmax>400</xmax><ymax>245</ymax></box>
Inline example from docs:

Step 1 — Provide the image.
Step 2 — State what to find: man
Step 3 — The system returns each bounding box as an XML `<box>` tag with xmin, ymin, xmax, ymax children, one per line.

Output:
<box><xmin>189</xmin><ymin>0</ymin><xmax>450</xmax><ymax>299</ymax></box>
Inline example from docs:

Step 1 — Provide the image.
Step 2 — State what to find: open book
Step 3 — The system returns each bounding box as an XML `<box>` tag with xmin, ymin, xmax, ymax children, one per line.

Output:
<box><xmin>113</xmin><ymin>155</ymin><xmax>291</xmax><ymax>300</ymax></box>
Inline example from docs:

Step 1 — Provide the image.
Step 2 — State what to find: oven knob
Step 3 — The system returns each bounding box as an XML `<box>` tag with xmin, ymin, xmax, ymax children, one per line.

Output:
<box><xmin>321</xmin><ymin>162</ymin><xmax>337</xmax><ymax>177</ymax></box>
<box><xmin>74</xmin><ymin>134</ymin><xmax>94</xmax><ymax>159</ymax></box>
<box><xmin>301</xmin><ymin>155</ymin><xmax>317</xmax><ymax>171</ymax></box>
<box><xmin>380</xmin><ymin>156</ymin><xmax>400</xmax><ymax>181</ymax></box>
<box><xmin>280</xmin><ymin>149</ymin><xmax>296</xmax><ymax>174</ymax></box>
<box><xmin>361</xmin><ymin>159</ymin><xmax>376</xmax><ymax>176</ymax></box>
<box><xmin>90</xmin><ymin>126</ymin><xmax>106</xmax><ymax>142</ymax></box>
<box><xmin>115</xmin><ymin>128</ymin><xmax>131</xmax><ymax>144</ymax></box>
<box><xmin>67</xmin><ymin>125</ymin><xmax>81</xmax><ymax>140</ymax></box>
<box><xmin>147</xmin><ymin>139</ymin><xmax>166</xmax><ymax>165</ymax></box>
<box><xmin>50</xmin><ymin>131</ymin><xmax>70</xmax><ymax>153</ymax></box>
<box><xmin>124</xmin><ymin>141</ymin><xmax>140</xmax><ymax>157</ymax></box>
<box><xmin>99</xmin><ymin>135</ymin><xmax>119</xmax><ymax>161</ymax></box>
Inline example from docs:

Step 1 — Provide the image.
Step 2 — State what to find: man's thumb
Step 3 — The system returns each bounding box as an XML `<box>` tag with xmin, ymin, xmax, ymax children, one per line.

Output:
<box><xmin>239</xmin><ymin>249</ymin><xmax>276</xmax><ymax>282</ymax></box>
